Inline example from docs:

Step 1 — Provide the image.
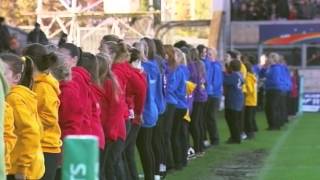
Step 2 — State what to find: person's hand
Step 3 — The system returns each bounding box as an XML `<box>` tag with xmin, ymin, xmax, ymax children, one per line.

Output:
<box><xmin>15</xmin><ymin>173</ymin><xmax>26</xmax><ymax>180</ymax></box>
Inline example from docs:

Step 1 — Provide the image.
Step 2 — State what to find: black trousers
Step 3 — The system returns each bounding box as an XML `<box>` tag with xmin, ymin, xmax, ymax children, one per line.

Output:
<box><xmin>288</xmin><ymin>96</ymin><xmax>299</xmax><ymax>115</ymax></box>
<box><xmin>224</xmin><ymin>109</ymin><xmax>242</xmax><ymax>143</ymax></box>
<box><xmin>103</xmin><ymin>139</ymin><xmax>126</xmax><ymax>180</ymax></box>
<box><xmin>181</xmin><ymin>120</ymin><xmax>189</xmax><ymax>167</ymax></box>
<box><xmin>190</xmin><ymin>102</ymin><xmax>206</xmax><ymax>153</ymax></box>
<box><xmin>244</xmin><ymin>106</ymin><xmax>256</xmax><ymax>138</ymax></box>
<box><xmin>171</xmin><ymin>108</ymin><xmax>188</xmax><ymax>170</ymax></box>
<box><xmin>279</xmin><ymin>92</ymin><xmax>289</xmax><ymax>126</ymax></box>
<box><xmin>162</xmin><ymin>104</ymin><xmax>176</xmax><ymax>169</ymax></box>
<box><xmin>265</xmin><ymin>90</ymin><xmax>282</xmax><ymax>130</ymax></box>
<box><xmin>152</xmin><ymin>114</ymin><xmax>166</xmax><ymax>174</ymax></box>
<box><xmin>257</xmin><ymin>87</ymin><xmax>265</xmax><ymax>111</ymax></box>
<box><xmin>137</xmin><ymin>127</ymin><xmax>155</xmax><ymax>180</ymax></box>
<box><xmin>124</xmin><ymin>123</ymin><xmax>141</xmax><ymax>180</ymax></box>
<box><xmin>41</xmin><ymin>152</ymin><xmax>60</xmax><ymax>180</ymax></box>
<box><xmin>205</xmin><ymin>97</ymin><xmax>221</xmax><ymax>145</ymax></box>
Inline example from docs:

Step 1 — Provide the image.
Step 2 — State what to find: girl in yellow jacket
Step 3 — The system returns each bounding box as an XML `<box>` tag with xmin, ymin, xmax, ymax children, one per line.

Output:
<box><xmin>0</xmin><ymin>59</ymin><xmax>16</xmax><ymax>176</ymax></box>
<box><xmin>0</xmin><ymin>53</ymin><xmax>45</xmax><ymax>180</ymax></box>
<box><xmin>243</xmin><ymin>61</ymin><xmax>258</xmax><ymax>139</ymax></box>
<box><xmin>23</xmin><ymin>44</ymin><xmax>62</xmax><ymax>180</ymax></box>
<box><xmin>4</xmin><ymin>102</ymin><xmax>16</xmax><ymax>174</ymax></box>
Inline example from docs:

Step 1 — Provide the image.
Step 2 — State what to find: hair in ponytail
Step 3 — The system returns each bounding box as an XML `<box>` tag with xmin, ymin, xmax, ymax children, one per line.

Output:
<box><xmin>23</xmin><ymin>43</ymin><xmax>57</xmax><ymax>72</ymax></box>
<box><xmin>20</xmin><ymin>56</ymin><xmax>34</xmax><ymax>88</ymax></box>
<box><xmin>0</xmin><ymin>53</ymin><xmax>34</xmax><ymax>88</ymax></box>
<box><xmin>100</xmin><ymin>38</ymin><xmax>129</xmax><ymax>62</ymax></box>
<box><xmin>77</xmin><ymin>52</ymin><xmax>99</xmax><ymax>85</ymax></box>
<box><xmin>96</xmin><ymin>53</ymin><xmax>120</xmax><ymax>101</ymax></box>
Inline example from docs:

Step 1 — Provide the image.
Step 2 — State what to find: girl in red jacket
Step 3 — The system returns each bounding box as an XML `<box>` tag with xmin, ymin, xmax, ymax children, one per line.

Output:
<box><xmin>76</xmin><ymin>52</ymin><xmax>106</xmax><ymax>179</ymax></box>
<box><xmin>124</xmin><ymin>46</ymin><xmax>147</xmax><ymax>180</ymax></box>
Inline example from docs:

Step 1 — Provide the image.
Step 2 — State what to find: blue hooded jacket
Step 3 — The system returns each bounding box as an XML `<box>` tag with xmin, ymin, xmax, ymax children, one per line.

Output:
<box><xmin>224</xmin><ymin>72</ymin><xmax>244</xmax><ymax>111</ymax></box>
<box><xmin>252</xmin><ymin>64</ymin><xmax>261</xmax><ymax>78</ymax></box>
<box><xmin>154</xmin><ymin>56</ymin><xmax>167</xmax><ymax>114</ymax></box>
<box><xmin>208</xmin><ymin>61</ymin><xmax>223</xmax><ymax>98</ymax></box>
<box><xmin>165</xmin><ymin>67</ymin><xmax>178</xmax><ymax>105</ymax></box>
<box><xmin>175</xmin><ymin>65</ymin><xmax>190</xmax><ymax>109</ymax></box>
<box><xmin>265</xmin><ymin>64</ymin><xmax>287</xmax><ymax>91</ymax></box>
<box><xmin>141</xmin><ymin>60</ymin><xmax>162</xmax><ymax>128</ymax></box>
<box><xmin>280</xmin><ymin>64</ymin><xmax>292</xmax><ymax>92</ymax></box>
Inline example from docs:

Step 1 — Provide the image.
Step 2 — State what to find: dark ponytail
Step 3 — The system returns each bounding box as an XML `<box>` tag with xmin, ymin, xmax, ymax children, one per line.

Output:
<box><xmin>20</xmin><ymin>56</ymin><xmax>34</xmax><ymax>88</ymax></box>
<box><xmin>23</xmin><ymin>43</ymin><xmax>57</xmax><ymax>72</ymax></box>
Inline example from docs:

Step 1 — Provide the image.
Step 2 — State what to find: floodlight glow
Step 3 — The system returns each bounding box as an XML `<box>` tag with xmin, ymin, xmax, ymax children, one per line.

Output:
<box><xmin>104</xmin><ymin>0</ymin><xmax>131</xmax><ymax>13</ymax></box>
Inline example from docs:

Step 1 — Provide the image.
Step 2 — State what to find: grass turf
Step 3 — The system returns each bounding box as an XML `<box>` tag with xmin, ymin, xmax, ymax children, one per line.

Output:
<box><xmin>162</xmin><ymin>112</ymin><xmax>320</xmax><ymax>180</ymax></box>
<box><xmin>258</xmin><ymin>113</ymin><xmax>320</xmax><ymax>180</ymax></box>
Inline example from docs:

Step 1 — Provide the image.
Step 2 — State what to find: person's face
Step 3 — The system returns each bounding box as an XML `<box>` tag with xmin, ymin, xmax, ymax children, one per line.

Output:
<box><xmin>200</xmin><ymin>48</ymin><xmax>207</xmax><ymax>60</ymax></box>
<box><xmin>225</xmin><ymin>54</ymin><xmax>232</xmax><ymax>63</ymax></box>
<box><xmin>207</xmin><ymin>48</ymin><xmax>217</xmax><ymax>61</ymax></box>
<box><xmin>3</xmin><ymin>63</ymin><xmax>21</xmax><ymax>86</ymax></box>
<box><xmin>58</xmin><ymin>48</ymin><xmax>77</xmax><ymax>70</ymax></box>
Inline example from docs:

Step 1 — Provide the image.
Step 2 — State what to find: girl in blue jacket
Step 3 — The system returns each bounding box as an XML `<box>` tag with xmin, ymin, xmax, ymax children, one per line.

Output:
<box><xmin>202</xmin><ymin>47</ymin><xmax>223</xmax><ymax>147</ymax></box>
<box><xmin>224</xmin><ymin>59</ymin><xmax>244</xmax><ymax>144</ymax></box>
<box><xmin>279</xmin><ymin>59</ymin><xmax>292</xmax><ymax>127</ymax></box>
<box><xmin>171</xmin><ymin>48</ymin><xmax>190</xmax><ymax>170</ymax></box>
<box><xmin>162</xmin><ymin>44</ymin><xmax>180</xmax><ymax>172</ymax></box>
<box><xmin>264</xmin><ymin>53</ymin><xmax>286</xmax><ymax>130</ymax></box>
<box><xmin>137</xmin><ymin>38</ymin><xmax>163</xmax><ymax>180</ymax></box>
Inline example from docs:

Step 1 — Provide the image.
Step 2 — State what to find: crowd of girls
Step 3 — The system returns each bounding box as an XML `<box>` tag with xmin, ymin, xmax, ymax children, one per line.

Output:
<box><xmin>0</xmin><ymin>34</ymin><xmax>298</xmax><ymax>180</ymax></box>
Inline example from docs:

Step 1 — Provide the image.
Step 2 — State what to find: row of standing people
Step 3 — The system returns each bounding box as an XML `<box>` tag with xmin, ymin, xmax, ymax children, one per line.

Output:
<box><xmin>0</xmin><ymin>34</ymin><xmax>297</xmax><ymax>180</ymax></box>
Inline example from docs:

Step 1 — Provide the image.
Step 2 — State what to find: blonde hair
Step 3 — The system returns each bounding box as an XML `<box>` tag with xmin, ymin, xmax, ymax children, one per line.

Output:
<box><xmin>96</xmin><ymin>52</ymin><xmax>120</xmax><ymax>101</ymax></box>
<box><xmin>174</xmin><ymin>48</ymin><xmax>187</xmax><ymax>66</ymax></box>
<box><xmin>267</xmin><ymin>52</ymin><xmax>281</xmax><ymax>65</ymax></box>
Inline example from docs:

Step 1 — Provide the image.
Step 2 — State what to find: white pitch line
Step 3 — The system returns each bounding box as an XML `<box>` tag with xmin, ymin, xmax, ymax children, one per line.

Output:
<box><xmin>258</xmin><ymin>117</ymin><xmax>302</xmax><ymax>180</ymax></box>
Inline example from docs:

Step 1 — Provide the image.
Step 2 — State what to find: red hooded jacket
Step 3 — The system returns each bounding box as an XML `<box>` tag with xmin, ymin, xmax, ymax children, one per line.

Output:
<box><xmin>112</xmin><ymin>62</ymin><xmax>147</xmax><ymax>123</ymax></box>
<box><xmin>126</xmin><ymin>67</ymin><xmax>147</xmax><ymax>125</ymax></box>
<box><xmin>100</xmin><ymin>78</ymin><xmax>126</xmax><ymax>142</ymax></box>
<box><xmin>90</xmin><ymin>84</ymin><xmax>106</xmax><ymax>149</ymax></box>
<box><xmin>59</xmin><ymin>67</ymin><xmax>93</xmax><ymax>139</ymax></box>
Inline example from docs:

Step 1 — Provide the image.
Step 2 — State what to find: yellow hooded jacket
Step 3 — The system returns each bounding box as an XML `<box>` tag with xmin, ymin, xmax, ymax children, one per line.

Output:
<box><xmin>6</xmin><ymin>85</ymin><xmax>45</xmax><ymax>179</ymax></box>
<box><xmin>184</xmin><ymin>81</ymin><xmax>197</xmax><ymax>122</ymax></box>
<box><xmin>240</xmin><ymin>62</ymin><xmax>247</xmax><ymax>93</ymax></box>
<box><xmin>4</xmin><ymin>102</ymin><xmax>17</xmax><ymax>174</ymax></box>
<box><xmin>33</xmin><ymin>73</ymin><xmax>62</xmax><ymax>153</ymax></box>
<box><xmin>245</xmin><ymin>72</ymin><xmax>257</xmax><ymax>106</ymax></box>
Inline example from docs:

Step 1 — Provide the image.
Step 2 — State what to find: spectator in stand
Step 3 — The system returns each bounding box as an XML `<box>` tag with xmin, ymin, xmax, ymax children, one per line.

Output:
<box><xmin>298</xmin><ymin>0</ymin><xmax>317</xmax><ymax>19</ymax></box>
<box><xmin>248</xmin><ymin>2</ymin><xmax>261</xmax><ymax>20</ymax></box>
<box><xmin>273</xmin><ymin>0</ymin><xmax>289</xmax><ymax>19</ymax></box>
<box><xmin>0</xmin><ymin>17</ymin><xmax>11</xmax><ymax>53</ymax></box>
<box><xmin>8</xmin><ymin>35</ymin><xmax>21</xmax><ymax>55</ymax></box>
<box><xmin>288</xmin><ymin>3</ymin><xmax>298</xmax><ymax>20</ymax></box>
<box><xmin>27</xmin><ymin>23</ymin><xmax>49</xmax><ymax>45</ymax></box>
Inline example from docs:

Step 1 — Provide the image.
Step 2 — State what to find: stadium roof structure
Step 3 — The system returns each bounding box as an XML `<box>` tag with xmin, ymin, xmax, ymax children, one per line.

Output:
<box><xmin>20</xmin><ymin>0</ymin><xmax>159</xmax><ymax>51</ymax></box>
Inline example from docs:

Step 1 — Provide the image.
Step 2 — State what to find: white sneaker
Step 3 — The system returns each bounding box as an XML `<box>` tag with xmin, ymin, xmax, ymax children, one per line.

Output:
<box><xmin>203</xmin><ymin>140</ymin><xmax>211</xmax><ymax>147</ymax></box>
<box><xmin>241</xmin><ymin>132</ymin><xmax>247</xmax><ymax>140</ymax></box>
<box><xmin>139</xmin><ymin>174</ymin><xmax>144</xmax><ymax>179</ymax></box>
<box><xmin>159</xmin><ymin>164</ymin><xmax>166</xmax><ymax>172</ymax></box>
<box><xmin>187</xmin><ymin>147</ymin><xmax>196</xmax><ymax>160</ymax></box>
<box><xmin>155</xmin><ymin>175</ymin><xmax>161</xmax><ymax>180</ymax></box>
